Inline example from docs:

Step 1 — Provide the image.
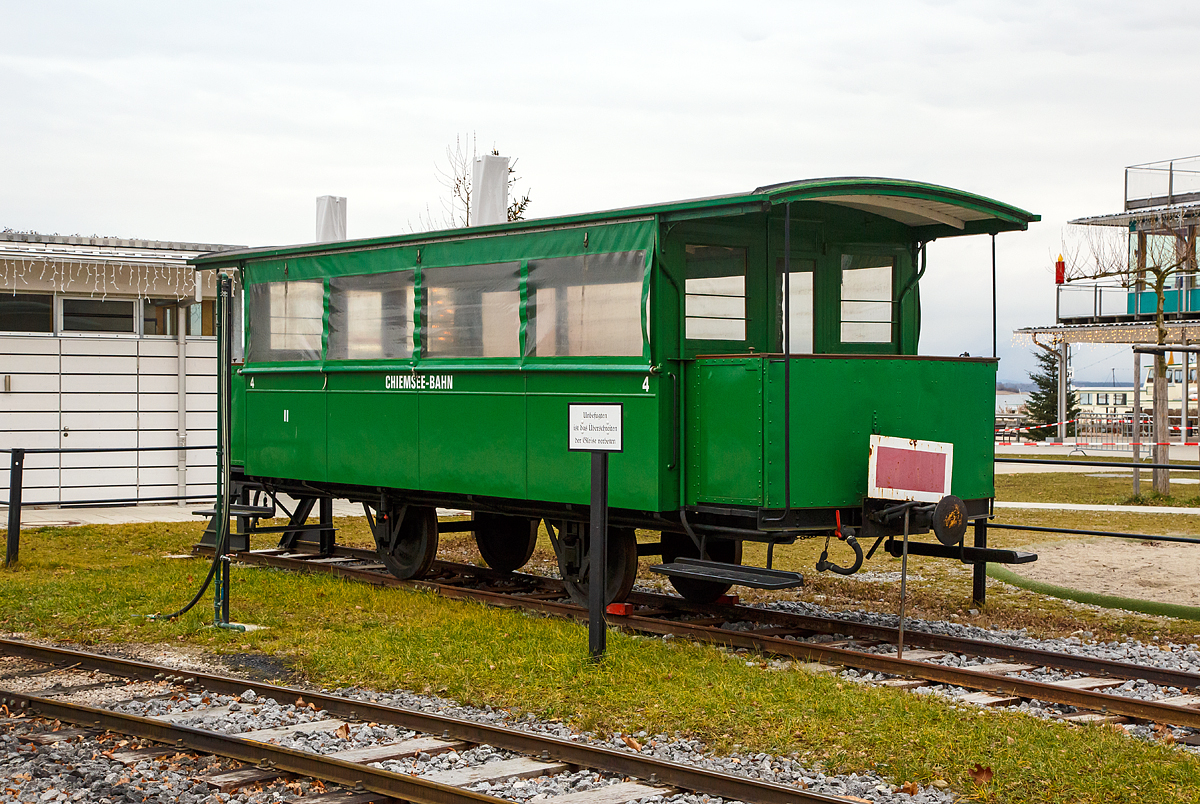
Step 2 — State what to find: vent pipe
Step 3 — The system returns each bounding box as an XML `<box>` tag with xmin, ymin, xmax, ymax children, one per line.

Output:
<box><xmin>316</xmin><ymin>196</ymin><xmax>347</xmax><ymax>242</ymax></box>
<box><xmin>469</xmin><ymin>155</ymin><xmax>509</xmax><ymax>226</ymax></box>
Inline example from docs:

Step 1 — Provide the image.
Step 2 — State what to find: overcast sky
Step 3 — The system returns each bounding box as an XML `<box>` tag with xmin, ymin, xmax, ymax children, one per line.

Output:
<box><xmin>4</xmin><ymin>1</ymin><xmax>1198</xmax><ymax>383</ymax></box>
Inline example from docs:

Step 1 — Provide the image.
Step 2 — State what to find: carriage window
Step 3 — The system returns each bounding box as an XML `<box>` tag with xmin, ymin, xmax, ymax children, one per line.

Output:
<box><xmin>247</xmin><ymin>279</ymin><xmax>324</xmax><ymax>362</ymax></box>
<box><xmin>422</xmin><ymin>262</ymin><xmax>520</xmax><ymax>358</ymax></box>
<box><xmin>1080</xmin><ymin>393</ymin><xmax>1093</xmax><ymax>405</ymax></box>
<box><xmin>328</xmin><ymin>272</ymin><xmax>415</xmax><ymax>360</ymax></box>
<box><xmin>1096</xmin><ymin>393</ymin><xmax>1109</xmax><ymax>405</ymax></box>
<box><xmin>839</xmin><ymin>255</ymin><xmax>894</xmax><ymax>344</ymax></box>
<box><xmin>1114</xmin><ymin>393</ymin><xmax>1127</xmax><ymax>405</ymax></box>
<box><xmin>775</xmin><ymin>258</ymin><xmax>815</xmax><ymax>353</ymax></box>
<box><xmin>526</xmin><ymin>251</ymin><xmax>644</xmax><ymax>357</ymax></box>
<box><xmin>685</xmin><ymin>245</ymin><xmax>746</xmax><ymax>340</ymax></box>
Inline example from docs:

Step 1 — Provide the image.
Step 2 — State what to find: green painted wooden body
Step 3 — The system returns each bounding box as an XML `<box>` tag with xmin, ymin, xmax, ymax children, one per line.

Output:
<box><xmin>199</xmin><ymin>178</ymin><xmax>1033</xmax><ymax>521</ymax></box>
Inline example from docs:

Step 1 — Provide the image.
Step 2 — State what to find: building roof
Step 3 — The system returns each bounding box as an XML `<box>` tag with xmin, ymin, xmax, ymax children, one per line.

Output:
<box><xmin>1015</xmin><ymin>321</ymin><xmax>1200</xmax><ymax>344</ymax></box>
<box><xmin>1069</xmin><ymin>201</ymin><xmax>1200</xmax><ymax>229</ymax></box>
<box><xmin>192</xmin><ymin>177</ymin><xmax>1038</xmax><ymax>268</ymax></box>
<box><xmin>1</xmin><ymin>231</ymin><xmax>241</xmax><ymax>253</ymax></box>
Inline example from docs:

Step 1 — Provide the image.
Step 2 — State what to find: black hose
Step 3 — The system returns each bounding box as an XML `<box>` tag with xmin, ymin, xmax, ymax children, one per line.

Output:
<box><xmin>816</xmin><ymin>533</ymin><xmax>864</xmax><ymax>576</ymax></box>
<box><xmin>147</xmin><ymin>546</ymin><xmax>222</xmax><ymax>621</ymax></box>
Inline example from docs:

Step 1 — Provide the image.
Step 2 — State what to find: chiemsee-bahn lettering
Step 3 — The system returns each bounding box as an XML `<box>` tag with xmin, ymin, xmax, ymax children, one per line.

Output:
<box><xmin>384</xmin><ymin>374</ymin><xmax>454</xmax><ymax>390</ymax></box>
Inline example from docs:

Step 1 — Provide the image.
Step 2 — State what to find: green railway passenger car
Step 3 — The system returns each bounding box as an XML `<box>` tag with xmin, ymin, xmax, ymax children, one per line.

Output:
<box><xmin>192</xmin><ymin>177</ymin><xmax>1039</xmax><ymax>604</ymax></box>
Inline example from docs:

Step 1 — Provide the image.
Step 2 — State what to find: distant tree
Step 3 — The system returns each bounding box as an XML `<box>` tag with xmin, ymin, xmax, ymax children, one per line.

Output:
<box><xmin>1026</xmin><ymin>345</ymin><xmax>1079</xmax><ymax>440</ymax></box>
<box><xmin>415</xmin><ymin>133</ymin><xmax>532</xmax><ymax>230</ymax></box>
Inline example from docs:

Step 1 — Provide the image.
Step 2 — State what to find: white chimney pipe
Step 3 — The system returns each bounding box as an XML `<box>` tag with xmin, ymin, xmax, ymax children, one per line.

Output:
<box><xmin>316</xmin><ymin>196</ymin><xmax>347</xmax><ymax>242</ymax></box>
<box><xmin>469</xmin><ymin>155</ymin><xmax>509</xmax><ymax>226</ymax></box>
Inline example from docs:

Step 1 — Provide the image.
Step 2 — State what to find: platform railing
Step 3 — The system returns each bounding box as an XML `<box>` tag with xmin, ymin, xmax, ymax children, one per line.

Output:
<box><xmin>2</xmin><ymin>445</ymin><xmax>216</xmax><ymax>567</ymax></box>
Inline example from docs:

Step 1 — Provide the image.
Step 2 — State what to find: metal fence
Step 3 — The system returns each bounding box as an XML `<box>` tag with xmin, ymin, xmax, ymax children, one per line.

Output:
<box><xmin>3</xmin><ymin>445</ymin><xmax>216</xmax><ymax>567</ymax></box>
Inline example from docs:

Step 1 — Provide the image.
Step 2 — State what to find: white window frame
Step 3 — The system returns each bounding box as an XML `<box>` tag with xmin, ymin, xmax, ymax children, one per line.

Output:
<box><xmin>57</xmin><ymin>294</ymin><xmax>140</xmax><ymax>338</ymax></box>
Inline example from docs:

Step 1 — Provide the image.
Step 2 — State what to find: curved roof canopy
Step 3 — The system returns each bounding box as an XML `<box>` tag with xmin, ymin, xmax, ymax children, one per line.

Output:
<box><xmin>753</xmin><ymin>177</ymin><xmax>1038</xmax><ymax>237</ymax></box>
<box><xmin>193</xmin><ymin>177</ymin><xmax>1037</xmax><ymax>267</ymax></box>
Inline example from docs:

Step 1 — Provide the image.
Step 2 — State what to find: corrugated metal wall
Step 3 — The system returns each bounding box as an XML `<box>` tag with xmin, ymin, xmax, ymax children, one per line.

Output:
<box><xmin>1</xmin><ymin>335</ymin><xmax>216</xmax><ymax>505</ymax></box>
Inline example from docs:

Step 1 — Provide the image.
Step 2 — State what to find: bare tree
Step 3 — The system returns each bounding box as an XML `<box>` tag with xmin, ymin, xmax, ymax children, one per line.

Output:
<box><xmin>1063</xmin><ymin>216</ymin><xmax>1198</xmax><ymax>493</ymax></box>
<box><xmin>413</xmin><ymin>134</ymin><xmax>532</xmax><ymax>231</ymax></box>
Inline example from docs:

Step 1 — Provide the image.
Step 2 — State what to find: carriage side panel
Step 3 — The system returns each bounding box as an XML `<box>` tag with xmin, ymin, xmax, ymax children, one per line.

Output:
<box><xmin>326</xmin><ymin>372</ymin><xmax>420</xmax><ymax>490</ymax></box>
<box><xmin>525</xmin><ymin>369</ymin><xmax>663</xmax><ymax>510</ymax></box>
<box><xmin>243</xmin><ymin>371</ymin><xmax>328</xmax><ymax>483</ymax></box>
<box><xmin>763</xmin><ymin>356</ymin><xmax>996</xmax><ymax>509</ymax></box>
<box><xmin>417</xmin><ymin>370</ymin><xmax>527</xmax><ymax>499</ymax></box>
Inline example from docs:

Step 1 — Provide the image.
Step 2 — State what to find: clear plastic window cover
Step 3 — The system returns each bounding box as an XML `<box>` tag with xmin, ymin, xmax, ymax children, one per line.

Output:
<box><xmin>684</xmin><ymin>245</ymin><xmax>747</xmax><ymax>341</ymax></box>
<box><xmin>247</xmin><ymin>279</ymin><xmax>324</xmax><ymax>362</ymax></box>
<box><xmin>775</xmin><ymin>258</ymin><xmax>816</xmax><ymax>354</ymax></box>
<box><xmin>526</xmin><ymin>251</ymin><xmax>646</xmax><ymax>357</ymax></box>
<box><xmin>840</xmin><ymin>255</ymin><xmax>894</xmax><ymax>344</ymax></box>
<box><xmin>422</xmin><ymin>261</ymin><xmax>521</xmax><ymax>358</ymax></box>
<box><xmin>328</xmin><ymin>271</ymin><xmax>415</xmax><ymax>361</ymax></box>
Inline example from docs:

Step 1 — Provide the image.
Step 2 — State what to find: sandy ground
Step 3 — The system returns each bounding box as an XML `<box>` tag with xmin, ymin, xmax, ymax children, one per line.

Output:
<box><xmin>1009</xmin><ymin>539</ymin><xmax>1200</xmax><ymax>607</ymax></box>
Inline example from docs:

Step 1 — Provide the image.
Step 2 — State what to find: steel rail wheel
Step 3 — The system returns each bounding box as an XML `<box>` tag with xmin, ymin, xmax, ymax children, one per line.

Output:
<box><xmin>560</xmin><ymin>526</ymin><xmax>638</xmax><ymax>608</ymax></box>
<box><xmin>660</xmin><ymin>531</ymin><xmax>742</xmax><ymax>604</ymax></box>
<box><xmin>473</xmin><ymin>513</ymin><xmax>539</xmax><ymax>573</ymax></box>
<box><xmin>373</xmin><ymin>504</ymin><xmax>439</xmax><ymax>580</ymax></box>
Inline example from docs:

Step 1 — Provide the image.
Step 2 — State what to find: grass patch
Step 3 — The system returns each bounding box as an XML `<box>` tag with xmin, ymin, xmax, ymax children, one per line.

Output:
<box><xmin>996</xmin><ymin>471</ymin><xmax>1200</xmax><ymax>507</ymax></box>
<box><xmin>2</xmin><ymin>518</ymin><xmax>1200</xmax><ymax>802</ymax></box>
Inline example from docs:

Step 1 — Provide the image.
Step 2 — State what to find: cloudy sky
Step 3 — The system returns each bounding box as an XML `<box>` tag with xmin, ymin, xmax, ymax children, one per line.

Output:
<box><xmin>3</xmin><ymin>1</ymin><xmax>1198</xmax><ymax>382</ymax></box>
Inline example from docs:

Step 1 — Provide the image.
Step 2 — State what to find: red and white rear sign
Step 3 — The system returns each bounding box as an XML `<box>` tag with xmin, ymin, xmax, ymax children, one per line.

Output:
<box><xmin>867</xmin><ymin>434</ymin><xmax>953</xmax><ymax>503</ymax></box>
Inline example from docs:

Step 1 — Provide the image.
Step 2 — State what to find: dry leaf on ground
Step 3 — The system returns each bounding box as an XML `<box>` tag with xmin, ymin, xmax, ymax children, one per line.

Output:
<box><xmin>968</xmin><ymin>763</ymin><xmax>994</xmax><ymax>784</ymax></box>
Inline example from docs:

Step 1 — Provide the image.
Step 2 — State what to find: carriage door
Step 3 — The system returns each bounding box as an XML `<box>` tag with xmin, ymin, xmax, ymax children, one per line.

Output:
<box><xmin>677</xmin><ymin>228</ymin><xmax>770</xmax><ymax>506</ymax></box>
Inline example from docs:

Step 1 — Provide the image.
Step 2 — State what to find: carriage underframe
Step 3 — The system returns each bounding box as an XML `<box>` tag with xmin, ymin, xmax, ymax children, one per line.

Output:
<box><xmin>199</xmin><ymin>470</ymin><xmax>1035</xmax><ymax>606</ymax></box>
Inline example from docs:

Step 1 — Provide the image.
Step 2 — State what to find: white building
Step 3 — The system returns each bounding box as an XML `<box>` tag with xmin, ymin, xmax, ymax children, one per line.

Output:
<box><xmin>1</xmin><ymin>231</ymin><xmax>241</xmax><ymax>506</ymax></box>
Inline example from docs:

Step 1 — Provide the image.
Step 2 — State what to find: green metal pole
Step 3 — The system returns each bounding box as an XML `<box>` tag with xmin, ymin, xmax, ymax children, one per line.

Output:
<box><xmin>213</xmin><ymin>272</ymin><xmax>242</xmax><ymax>631</ymax></box>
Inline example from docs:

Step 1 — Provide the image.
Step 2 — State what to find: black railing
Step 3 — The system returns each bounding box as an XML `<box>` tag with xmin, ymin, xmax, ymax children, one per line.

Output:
<box><xmin>3</xmin><ymin>445</ymin><xmax>216</xmax><ymax>567</ymax></box>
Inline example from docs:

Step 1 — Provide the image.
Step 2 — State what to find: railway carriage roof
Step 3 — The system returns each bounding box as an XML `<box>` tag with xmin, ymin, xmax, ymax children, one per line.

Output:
<box><xmin>191</xmin><ymin>177</ymin><xmax>1037</xmax><ymax>268</ymax></box>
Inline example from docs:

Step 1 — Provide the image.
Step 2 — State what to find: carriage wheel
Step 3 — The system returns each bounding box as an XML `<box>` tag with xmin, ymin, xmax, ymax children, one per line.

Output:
<box><xmin>473</xmin><ymin>513</ymin><xmax>538</xmax><ymax>573</ymax></box>
<box><xmin>373</xmin><ymin>505</ymin><xmax>439</xmax><ymax>580</ymax></box>
<box><xmin>559</xmin><ymin>525</ymin><xmax>638</xmax><ymax>608</ymax></box>
<box><xmin>660</xmin><ymin>531</ymin><xmax>742</xmax><ymax>604</ymax></box>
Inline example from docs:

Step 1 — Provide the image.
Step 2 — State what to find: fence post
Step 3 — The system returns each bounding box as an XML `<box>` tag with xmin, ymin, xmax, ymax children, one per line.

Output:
<box><xmin>971</xmin><ymin>517</ymin><xmax>987</xmax><ymax>607</ymax></box>
<box><xmin>6</xmin><ymin>449</ymin><xmax>25</xmax><ymax>568</ymax></box>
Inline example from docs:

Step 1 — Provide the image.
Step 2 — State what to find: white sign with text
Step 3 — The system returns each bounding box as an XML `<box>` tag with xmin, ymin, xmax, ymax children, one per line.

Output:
<box><xmin>568</xmin><ymin>404</ymin><xmax>624</xmax><ymax>452</ymax></box>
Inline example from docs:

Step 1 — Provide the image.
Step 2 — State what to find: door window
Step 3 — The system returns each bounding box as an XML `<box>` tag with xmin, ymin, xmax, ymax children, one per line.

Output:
<box><xmin>685</xmin><ymin>245</ymin><xmax>746</xmax><ymax>341</ymax></box>
<box><xmin>839</xmin><ymin>255</ymin><xmax>895</xmax><ymax>344</ymax></box>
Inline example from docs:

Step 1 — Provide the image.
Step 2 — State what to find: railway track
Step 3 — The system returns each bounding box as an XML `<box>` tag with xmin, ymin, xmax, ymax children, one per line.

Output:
<box><xmin>202</xmin><ymin>543</ymin><xmax>1200</xmax><ymax>737</ymax></box>
<box><xmin>0</xmin><ymin>638</ymin><xmax>862</xmax><ymax>804</ymax></box>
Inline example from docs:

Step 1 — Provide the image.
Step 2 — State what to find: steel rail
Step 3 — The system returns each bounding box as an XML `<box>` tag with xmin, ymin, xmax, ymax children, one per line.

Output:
<box><xmin>609</xmin><ymin>614</ymin><xmax>1200</xmax><ymax>728</ymax></box>
<box><xmin>223</xmin><ymin>548</ymin><xmax>1200</xmax><ymax>694</ymax></box>
<box><xmin>6</xmin><ymin>691</ymin><xmax>507</xmax><ymax>804</ymax></box>
<box><xmin>197</xmin><ymin>551</ymin><xmax>1200</xmax><ymax>727</ymax></box>
<box><xmin>0</xmin><ymin>638</ymin><xmax>848</xmax><ymax>804</ymax></box>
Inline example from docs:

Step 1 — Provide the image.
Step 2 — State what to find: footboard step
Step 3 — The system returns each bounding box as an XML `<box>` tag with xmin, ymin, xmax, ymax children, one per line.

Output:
<box><xmin>650</xmin><ymin>558</ymin><xmax>804</xmax><ymax>590</ymax></box>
